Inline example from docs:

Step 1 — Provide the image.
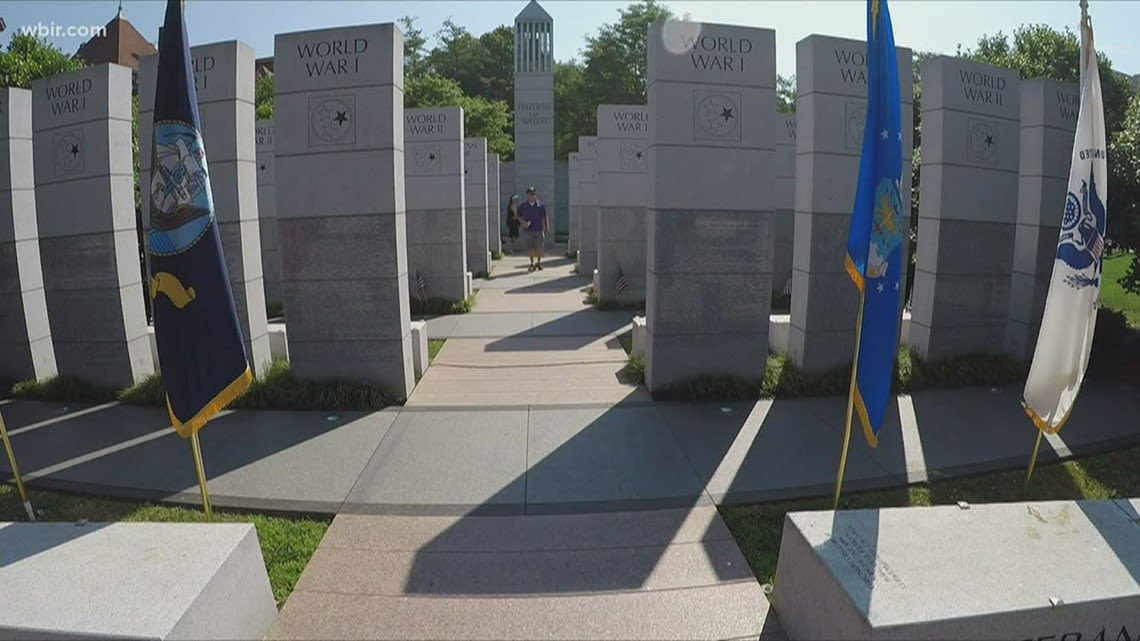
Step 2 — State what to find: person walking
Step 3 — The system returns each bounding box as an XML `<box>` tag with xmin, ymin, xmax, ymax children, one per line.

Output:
<box><xmin>517</xmin><ymin>186</ymin><xmax>548</xmax><ymax>272</ymax></box>
<box><xmin>505</xmin><ymin>194</ymin><xmax>521</xmax><ymax>254</ymax></box>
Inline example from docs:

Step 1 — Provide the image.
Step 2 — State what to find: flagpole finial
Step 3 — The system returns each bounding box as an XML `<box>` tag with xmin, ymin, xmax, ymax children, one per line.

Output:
<box><xmin>1080</xmin><ymin>0</ymin><xmax>1089</xmax><ymax>22</ymax></box>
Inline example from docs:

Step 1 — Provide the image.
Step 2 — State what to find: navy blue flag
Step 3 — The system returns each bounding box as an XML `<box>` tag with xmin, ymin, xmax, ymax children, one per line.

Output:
<box><xmin>843</xmin><ymin>0</ymin><xmax>904</xmax><ymax>448</ymax></box>
<box><xmin>149</xmin><ymin>0</ymin><xmax>251</xmax><ymax>437</ymax></box>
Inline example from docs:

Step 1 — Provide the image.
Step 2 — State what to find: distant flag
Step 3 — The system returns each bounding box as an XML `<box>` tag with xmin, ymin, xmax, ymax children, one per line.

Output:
<box><xmin>416</xmin><ymin>269</ymin><xmax>428</xmax><ymax>307</ymax></box>
<box><xmin>842</xmin><ymin>0</ymin><xmax>905</xmax><ymax>448</ymax></box>
<box><xmin>615</xmin><ymin>262</ymin><xmax>630</xmax><ymax>298</ymax></box>
<box><xmin>1023</xmin><ymin>7</ymin><xmax>1107</xmax><ymax>434</ymax></box>
<box><xmin>149</xmin><ymin>0</ymin><xmax>251</xmax><ymax>437</ymax></box>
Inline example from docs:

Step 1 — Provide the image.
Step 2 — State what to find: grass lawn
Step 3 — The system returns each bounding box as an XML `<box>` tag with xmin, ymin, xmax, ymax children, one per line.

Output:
<box><xmin>720</xmin><ymin>441</ymin><xmax>1140</xmax><ymax>590</ymax></box>
<box><xmin>1099</xmin><ymin>252</ymin><xmax>1140</xmax><ymax>326</ymax></box>
<box><xmin>0</xmin><ymin>486</ymin><xmax>330</xmax><ymax>608</ymax></box>
<box><xmin>428</xmin><ymin>339</ymin><xmax>446</xmax><ymax>363</ymax></box>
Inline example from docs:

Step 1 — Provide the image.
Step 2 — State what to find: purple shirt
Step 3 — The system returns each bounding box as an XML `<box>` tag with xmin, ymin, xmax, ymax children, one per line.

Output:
<box><xmin>518</xmin><ymin>200</ymin><xmax>546</xmax><ymax>232</ymax></box>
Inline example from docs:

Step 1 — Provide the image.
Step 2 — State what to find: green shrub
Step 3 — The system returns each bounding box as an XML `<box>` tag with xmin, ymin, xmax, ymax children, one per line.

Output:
<box><xmin>411</xmin><ymin>295</ymin><xmax>475</xmax><ymax>317</ymax></box>
<box><xmin>9</xmin><ymin>376</ymin><xmax>116</xmax><ymax>403</ymax></box>
<box><xmin>117</xmin><ymin>360</ymin><xmax>397</xmax><ymax>412</ymax></box>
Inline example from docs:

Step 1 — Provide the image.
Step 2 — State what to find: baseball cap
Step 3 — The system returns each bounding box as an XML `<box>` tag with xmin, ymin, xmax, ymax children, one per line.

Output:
<box><xmin>526</xmin><ymin>186</ymin><xmax>537</xmax><ymax>194</ymax></box>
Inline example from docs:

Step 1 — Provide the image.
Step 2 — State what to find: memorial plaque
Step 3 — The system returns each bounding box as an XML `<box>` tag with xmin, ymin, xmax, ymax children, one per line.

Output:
<box><xmin>644</xmin><ymin>21</ymin><xmax>776</xmax><ymax>390</ymax></box>
<box><xmin>787</xmin><ymin>35</ymin><xmax>913</xmax><ymax>372</ymax></box>
<box><xmin>32</xmin><ymin>64</ymin><xmax>152</xmax><ymax>387</ymax></box>
<box><xmin>404</xmin><ymin>106</ymin><xmax>466</xmax><ymax>302</ymax></box>
<box><xmin>464</xmin><ymin>137</ymin><xmax>490</xmax><ymax>276</ymax></box>
<box><xmin>139</xmin><ymin>41</ymin><xmax>271</xmax><ymax>372</ymax></box>
<box><xmin>909</xmin><ymin>56</ymin><xmax>1020</xmax><ymax>360</ymax></box>
<box><xmin>774</xmin><ymin>500</ymin><xmax>1140</xmax><ymax>640</ymax></box>
<box><xmin>0</xmin><ymin>88</ymin><xmax>56</xmax><ymax>381</ymax></box>
<box><xmin>596</xmin><ymin>105</ymin><xmax>648</xmax><ymax>303</ymax></box>
<box><xmin>1006</xmin><ymin>78</ymin><xmax>1079</xmax><ymax>358</ymax></box>
<box><xmin>273</xmin><ymin>23</ymin><xmax>412</xmax><ymax>396</ymax></box>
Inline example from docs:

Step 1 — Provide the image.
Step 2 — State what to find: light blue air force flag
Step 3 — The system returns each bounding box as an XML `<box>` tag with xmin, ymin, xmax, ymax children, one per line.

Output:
<box><xmin>843</xmin><ymin>0</ymin><xmax>905</xmax><ymax>448</ymax></box>
<box><xmin>1023</xmin><ymin>13</ymin><xmax>1107</xmax><ymax>434</ymax></box>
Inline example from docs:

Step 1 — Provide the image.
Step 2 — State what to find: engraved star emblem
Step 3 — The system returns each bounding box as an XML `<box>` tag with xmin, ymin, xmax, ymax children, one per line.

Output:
<box><xmin>881</xmin><ymin>129</ymin><xmax>888</xmax><ymax>140</ymax></box>
<box><xmin>70</xmin><ymin>144</ymin><xmax>80</xmax><ymax>156</ymax></box>
<box><xmin>635</xmin><ymin>151</ymin><xmax>643</xmax><ymax>159</ymax></box>
<box><xmin>259</xmin><ymin>163</ymin><xmax>266</xmax><ymax>172</ymax></box>
<box><xmin>985</xmin><ymin>135</ymin><xmax>994</xmax><ymax>146</ymax></box>
<box><xmin>428</xmin><ymin>153</ymin><xmax>436</xmax><ymax>162</ymax></box>
<box><xmin>877</xmin><ymin>282</ymin><xmax>885</xmax><ymax>293</ymax></box>
<box><xmin>334</xmin><ymin>111</ymin><xmax>348</xmax><ymax>125</ymax></box>
<box><xmin>720</xmin><ymin>106</ymin><xmax>734</xmax><ymax>122</ymax></box>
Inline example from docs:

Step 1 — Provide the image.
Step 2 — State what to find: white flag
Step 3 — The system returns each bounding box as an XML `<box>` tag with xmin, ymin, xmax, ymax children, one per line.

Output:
<box><xmin>1023</xmin><ymin>15</ymin><xmax>1108</xmax><ymax>433</ymax></box>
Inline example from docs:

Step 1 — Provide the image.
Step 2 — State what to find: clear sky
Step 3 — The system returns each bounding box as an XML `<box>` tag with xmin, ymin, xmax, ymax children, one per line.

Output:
<box><xmin>4</xmin><ymin>0</ymin><xmax>1140</xmax><ymax>78</ymax></box>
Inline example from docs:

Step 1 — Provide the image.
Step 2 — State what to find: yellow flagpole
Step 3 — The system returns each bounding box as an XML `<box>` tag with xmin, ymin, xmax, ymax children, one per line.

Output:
<box><xmin>0</xmin><ymin>407</ymin><xmax>35</xmax><ymax>521</ymax></box>
<box><xmin>1024</xmin><ymin>428</ymin><xmax>1045</xmax><ymax>490</ymax></box>
<box><xmin>832</xmin><ymin>292</ymin><xmax>866</xmax><ymax>510</ymax></box>
<box><xmin>190</xmin><ymin>432</ymin><xmax>212</xmax><ymax>519</ymax></box>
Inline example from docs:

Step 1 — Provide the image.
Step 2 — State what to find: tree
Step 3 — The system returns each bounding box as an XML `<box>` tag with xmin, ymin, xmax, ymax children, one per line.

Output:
<box><xmin>405</xmin><ymin>74</ymin><xmax>513</xmax><ymax>159</ymax></box>
<box><xmin>1109</xmin><ymin>92</ymin><xmax>1140</xmax><ymax>294</ymax></box>
<box><xmin>777</xmin><ymin>75</ymin><xmax>795</xmax><ymax>113</ymax></box>
<box><xmin>254</xmin><ymin>73</ymin><xmax>273</xmax><ymax>119</ymax></box>
<box><xmin>400</xmin><ymin>16</ymin><xmax>429</xmax><ymax>79</ymax></box>
<box><xmin>426</xmin><ymin>20</ymin><xmax>513</xmax><ymax>105</ymax></box>
<box><xmin>554</xmin><ymin>61</ymin><xmax>589</xmax><ymax>158</ymax></box>
<box><xmin>0</xmin><ymin>32</ymin><xmax>84</xmax><ymax>88</ymax></box>
<box><xmin>581</xmin><ymin>0</ymin><xmax>675</xmax><ymax>111</ymax></box>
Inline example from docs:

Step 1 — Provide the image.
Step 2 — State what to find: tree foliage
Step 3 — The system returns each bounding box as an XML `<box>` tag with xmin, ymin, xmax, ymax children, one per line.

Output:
<box><xmin>425</xmin><ymin>19</ymin><xmax>514</xmax><ymax>105</ymax></box>
<box><xmin>0</xmin><ymin>33</ymin><xmax>85</xmax><ymax>89</ymax></box>
<box><xmin>581</xmin><ymin>1</ymin><xmax>675</xmax><ymax>111</ymax></box>
<box><xmin>777</xmin><ymin>75</ymin><xmax>795</xmax><ymax>113</ymax></box>
<box><xmin>962</xmin><ymin>24</ymin><xmax>1133</xmax><ymax>133</ymax></box>
<box><xmin>962</xmin><ymin>23</ymin><xmax>1140</xmax><ymax>292</ymax></box>
<box><xmin>255</xmin><ymin>74</ymin><xmax>273</xmax><ymax>120</ymax></box>
<box><xmin>405</xmin><ymin>74</ymin><xmax>513</xmax><ymax>159</ymax></box>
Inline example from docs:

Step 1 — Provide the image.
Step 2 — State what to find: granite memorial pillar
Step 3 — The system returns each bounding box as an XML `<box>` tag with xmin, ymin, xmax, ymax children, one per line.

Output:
<box><xmin>644</xmin><ymin>21</ymin><xmax>777</xmax><ymax>390</ymax></box>
<box><xmin>464</xmin><ymin>137</ymin><xmax>489</xmax><ymax>276</ymax></box>
<box><xmin>32</xmin><ymin>64</ymin><xmax>153</xmax><ymax>386</ymax></box>
<box><xmin>774</xmin><ymin>109</ymin><xmax>796</xmax><ymax>294</ymax></box>
<box><xmin>596</xmin><ymin>104</ymin><xmax>649</xmax><ymax>303</ymax></box>
<box><xmin>788</xmin><ymin>35</ymin><xmax>913</xmax><ymax>372</ymax></box>
<box><xmin>488</xmin><ymin>152</ymin><xmax>502</xmax><ymax>258</ymax></box>
<box><xmin>404</xmin><ymin>106</ymin><xmax>467</xmax><ymax>302</ymax></box>
<box><xmin>909</xmin><ymin>56</ymin><xmax>1020</xmax><ymax>360</ymax></box>
<box><xmin>0</xmin><ymin>88</ymin><xmax>56</xmax><ymax>381</ymax></box>
<box><xmin>1006</xmin><ymin>78</ymin><xmax>1079</xmax><ymax>358</ymax></box>
<box><xmin>255</xmin><ymin>119</ymin><xmax>283</xmax><ymax>310</ymax></box>
<box><xmin>576</xmin><ymin>135</ymin><xmax>599</xmax><ymax>275</ymax></box>
<box><xmin>274</xmin><ymin>23</ymin><xmax>413</xmax><ymax>396</ymax></box>
<box><xmin>140</xmin><ymin>41</ymin><xmax>271</xmax><ymax>372</ymax></box>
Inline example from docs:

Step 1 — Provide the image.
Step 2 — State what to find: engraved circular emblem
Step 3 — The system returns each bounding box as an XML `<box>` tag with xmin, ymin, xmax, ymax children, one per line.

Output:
<box><xmin>846</xmin><ymin>105</ymin><xmax>866</xmax><ymax>148</ymax></box>
<box><xmin>415</xmin><ymin>146</ymin><xmax>439</xmax><ymax>171</ymax></box>
<box><xmin>620</xmin><ymin>142</ymin><xmax>646</xmax><ymax>170</ymax></box>
<box><xmin>696</xmin><ymin>94</ymin><xmax>739</xmax><ymax>138</ymax></box>
<box><xmin>55</xmin><ymin>132</ymin><xmax>83</xmax><ymax>175</ymax></box>
<box><xmin>310</xmin><ymin>98</ymin><xmax>353</xmax><ymax>144</ymax></box>
<box><xmin>969</xmin><ymin>121</ymin><xmax>997</xmax><ymax>162</ymax></box>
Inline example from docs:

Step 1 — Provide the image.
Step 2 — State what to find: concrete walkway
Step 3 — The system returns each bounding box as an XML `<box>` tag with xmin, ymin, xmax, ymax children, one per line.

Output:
<box><xmin>3</xmin><ymin>246</ymin><xmax>1140</xmax><ymax>640</ymax></box>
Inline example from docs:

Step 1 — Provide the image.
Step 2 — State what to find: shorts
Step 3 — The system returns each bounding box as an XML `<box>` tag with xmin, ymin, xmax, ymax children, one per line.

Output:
<box><xmin>524</xmin><ymin>229</ymin><xmax>545</xmax><ymax>250</ymax></box>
